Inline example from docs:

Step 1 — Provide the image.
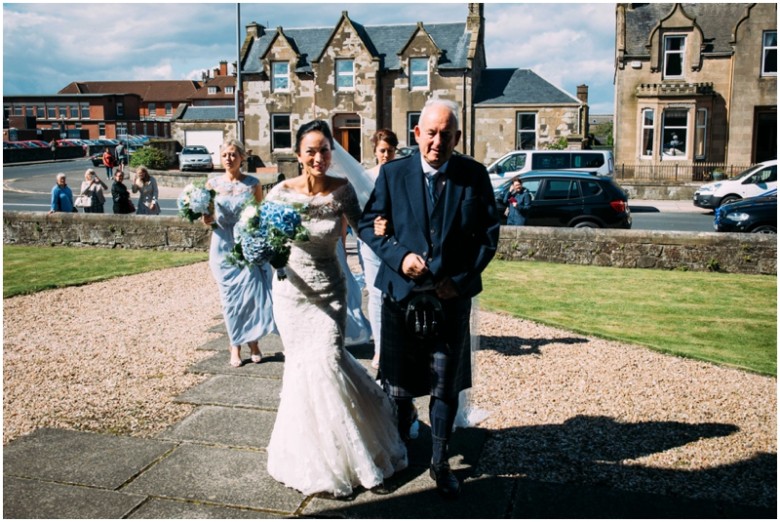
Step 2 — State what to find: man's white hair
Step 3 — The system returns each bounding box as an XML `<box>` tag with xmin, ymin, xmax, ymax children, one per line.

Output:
<box><xmin>420</xmin><ymin>99</ymin><xmax>460</xmax><ymax>130</ymax></box>
<box><xmin>56</xmin><ymin>172</ymin><xmax>66</xmax><ymax>181</ymax></box>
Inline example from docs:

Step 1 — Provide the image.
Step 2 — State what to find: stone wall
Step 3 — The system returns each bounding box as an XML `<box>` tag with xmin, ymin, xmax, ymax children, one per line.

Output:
<box><xmin>498</xmin><ymin>226</ymin><xmax>776</xmax><ymax>275</ymax></box>
<box><xmin>4</xmin><ymin>212</ymin><xmax>776</xmax><ymax>275</ymax></box>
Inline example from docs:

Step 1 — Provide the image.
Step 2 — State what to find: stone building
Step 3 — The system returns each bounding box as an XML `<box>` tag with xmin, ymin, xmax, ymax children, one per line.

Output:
<box><xmin>614</xmin><ymin>3</ymin><xmax>777</xmax><ymax>167</ymax></box>
<box><xmin>238</xmin><ymin>3</ymin><xmax>587</xmax><ymax>168</ymax></box>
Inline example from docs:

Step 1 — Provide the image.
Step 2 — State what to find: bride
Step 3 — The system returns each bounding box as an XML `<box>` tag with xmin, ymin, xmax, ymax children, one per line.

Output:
<box><xmin>265</xmin><ymin>120</ymin><xmax>407</xmax><ymax>497</ymax></box>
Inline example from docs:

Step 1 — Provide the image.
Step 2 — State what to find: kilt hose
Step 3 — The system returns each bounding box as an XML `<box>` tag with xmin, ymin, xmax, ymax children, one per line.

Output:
<box><xmin>379</xmin><ymin>293</ymin><xmax>472</xmax><ymax>401</ymax></box>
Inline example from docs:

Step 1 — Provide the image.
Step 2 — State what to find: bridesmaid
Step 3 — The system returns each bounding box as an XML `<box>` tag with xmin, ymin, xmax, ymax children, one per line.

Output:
<box><xmin>203</xmin><ymin>139</ymin><xmax>276</xmax><ymax>366</ymax></box>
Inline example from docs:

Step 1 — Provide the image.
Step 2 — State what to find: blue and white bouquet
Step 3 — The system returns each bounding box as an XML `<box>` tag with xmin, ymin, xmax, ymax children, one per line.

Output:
<box><xmin>227</xmin><ymin>200</ymin><xmax>309</xmax><ymax>280</ymax></box>
<box><xmin>177</xmin><ymin>180</ymin><xmax>216</xmax><ymax>228</ymax></box>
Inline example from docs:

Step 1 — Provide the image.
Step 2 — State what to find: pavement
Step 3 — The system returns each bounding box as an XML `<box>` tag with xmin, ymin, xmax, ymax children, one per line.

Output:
<box><xmin>3</xmin><ymin>317</ymin><xmax>773</xmax><ymax>519</ymax></box>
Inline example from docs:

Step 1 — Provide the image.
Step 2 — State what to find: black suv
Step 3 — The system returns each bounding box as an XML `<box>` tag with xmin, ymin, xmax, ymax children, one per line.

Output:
<box><xmin>495</xmin><ymin>171</ymin><xmax>632</xmax><ymax>228</ymax></box>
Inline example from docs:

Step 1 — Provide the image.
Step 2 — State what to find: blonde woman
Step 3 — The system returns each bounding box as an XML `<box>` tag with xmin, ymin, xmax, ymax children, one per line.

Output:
<box><xmin>79</xmin><ymin>168</ymin><xmax>108</xmax><ymax>213</ymax></box>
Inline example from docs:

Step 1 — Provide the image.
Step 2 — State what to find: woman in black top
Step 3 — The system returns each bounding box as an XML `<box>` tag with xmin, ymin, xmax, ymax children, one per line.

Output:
<box><xmin>111</xmin><ymin>169</ymin><xmax>134</xmax><ymax>214</ymax></box>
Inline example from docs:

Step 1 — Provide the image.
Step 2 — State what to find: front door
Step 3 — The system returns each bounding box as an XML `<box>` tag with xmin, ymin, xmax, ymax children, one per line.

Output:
<box><xmin>333</xmin><ymin>113</ymin><xmax>361</xmax><ymax>163</ymax></box>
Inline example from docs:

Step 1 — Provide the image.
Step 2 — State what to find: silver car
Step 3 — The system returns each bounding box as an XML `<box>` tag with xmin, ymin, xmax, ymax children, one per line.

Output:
<box><xmin>178</xmin><ymin>146</ymin><xmax>214</xmax><ymax>172</ymax></box>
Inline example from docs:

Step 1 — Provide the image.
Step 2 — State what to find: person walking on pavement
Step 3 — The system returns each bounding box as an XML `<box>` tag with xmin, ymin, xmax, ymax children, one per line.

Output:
<box><xmin>358</xmin><ymin>99</ymin><xmax>500</xmax><ymax>499</ymax></box>
<box><xmin>102</xmin><ymin>148</ymin><xmax>117</xmax><ymax>178</ymax></box>
<box><xmin>49</xmin><ymin>173</ymin><xmax>75</xmax><ymax>214</ymax></box>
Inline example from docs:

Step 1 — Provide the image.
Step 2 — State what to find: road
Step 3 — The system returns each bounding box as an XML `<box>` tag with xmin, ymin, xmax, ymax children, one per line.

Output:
<box><xmin>2</xmin><ymin>159</ymin><xmax>716</xmax><ymax>232</ymax></box>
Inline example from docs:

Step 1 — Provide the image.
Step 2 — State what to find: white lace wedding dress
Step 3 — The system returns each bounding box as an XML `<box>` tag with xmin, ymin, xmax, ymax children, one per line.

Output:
<box><xmin>265</xmin><ymin>181</ymin><xmax>408</xmax><ymax>497</ymax></box>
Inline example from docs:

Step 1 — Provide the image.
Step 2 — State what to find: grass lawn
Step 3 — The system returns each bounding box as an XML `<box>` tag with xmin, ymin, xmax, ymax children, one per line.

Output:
<box><xmin>481</xmin><ymin>260</ymin><xmax>777</xmax><ymax>377</ymax></box>
<box><xmin>3</xmin><ymin>245</ymin><xmax>207</xmax><ymax>298</ymax></box>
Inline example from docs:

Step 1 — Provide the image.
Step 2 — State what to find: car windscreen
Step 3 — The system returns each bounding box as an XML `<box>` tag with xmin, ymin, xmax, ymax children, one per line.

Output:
<box><xmin>184</xmin><ymin>147</ymin><xmax>208</xmax><ymax>154</ymax></box>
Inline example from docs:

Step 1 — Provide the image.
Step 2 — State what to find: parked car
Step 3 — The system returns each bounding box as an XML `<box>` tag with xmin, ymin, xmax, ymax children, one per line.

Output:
<box><xmin>495</xmin><ymin>171</ymin><xmax>631</xmax><ymax>229</ymax></box>
<box><xmin>396</xmin><ymin>145</ymin><xmax>418</xmax><ymax>158</ymax></box>
<box><xmin>693</xmin><ymin>159</ymin><xmax>777</xmax><ymax>210</ymax></box>
<box><xmin>713</xmin><ymin>190</ymin><xmax>777</xmax><ymax>234</ymax></box>
<box><xmin>487</xmin><ymin>149</ymin><xmax>614</xmax><ymax>190</ymax></box>
<box><xmin>178</xmin><ymin>146</ymin><xmax>214</xmax><ymax>172</ymax></box>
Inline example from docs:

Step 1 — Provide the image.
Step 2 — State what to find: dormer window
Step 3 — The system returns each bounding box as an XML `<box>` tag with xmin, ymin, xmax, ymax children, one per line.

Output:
<box><xmin>272</xmin><ymin>62</ymin><xmax>290</xmax><ymax>92</ymax></box>
<box><xmin>336</xmin><ymin>59</ymin><xmax>354</xmax><ymax>90</ymax></box>
<box><xmin>762</xmin><ymin>31</ymin><xmax>777</xmax><ymax>76</ymax></box>
<box><xmin>225</xmin><ymin>86</ymin><xmax>235</xmax><ymax>95</ymax></box>
<box><xmin>208</xmin><ymin>86</ymin><xmax>218</xmax><ymax>94</ymax></box>
<box><xmin>663</xmin><ymin>35</ymin><xmax>685</xmax><ymax>79</ymax></box>
<box><xmin>410</xmin><ymin>57</ymin><xmax>429</xmax><ymax>89</ymax></box>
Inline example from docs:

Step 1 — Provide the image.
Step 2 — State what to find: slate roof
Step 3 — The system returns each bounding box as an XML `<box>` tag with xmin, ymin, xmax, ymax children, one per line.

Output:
<box><xmin>243</xmin><ymin>21</ymin><xmax>470</xmax><ymax>73</ymax></box>
<box><xmin>474</xmin><ymin>69</ymin><xmax>581</xmax><ymax>106</ymax></box>
<box><xmin>177</xmin><ymin>106</ymin><xmax>236</xmax><ymax>121</ymax></box>
<box><xmin>623</xmin><ymin>3</ymin><xmax>750</xmax><ymax>57</ymax></box>
<box><xmin>59</xmin><ymin>81</ymin><xmax>201</xmax><ymax>102</ymax></box>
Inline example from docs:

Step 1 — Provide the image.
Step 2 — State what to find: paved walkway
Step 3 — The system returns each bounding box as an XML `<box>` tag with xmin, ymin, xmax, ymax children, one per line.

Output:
<box><xmin>4</xmin><ymin>318</ymin><xmax>773</xmax><ymax>518</ymax></box>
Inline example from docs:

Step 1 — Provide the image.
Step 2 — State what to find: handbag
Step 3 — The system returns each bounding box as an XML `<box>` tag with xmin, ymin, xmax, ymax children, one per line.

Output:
<box><xmin>405</xmin><ymin>292</ymin><xmax>444</xmax><ymax>341</ymax></box>
<box><xmin>74</xmin><ymin>194</ymin><xmax>93</xmax><ymax>208</ymax></box>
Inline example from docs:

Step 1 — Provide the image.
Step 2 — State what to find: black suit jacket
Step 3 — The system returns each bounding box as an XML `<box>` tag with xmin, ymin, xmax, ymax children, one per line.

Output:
<box><xmin>358</xmin><ymin>152</ymin><xmax>500</xmax><ymax>302</ymax></box>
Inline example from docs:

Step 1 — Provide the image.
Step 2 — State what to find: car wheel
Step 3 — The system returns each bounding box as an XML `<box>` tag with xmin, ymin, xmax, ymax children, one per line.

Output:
<box><xmin>573</xmin><ymin>221</ymin><xmax>599</xmax><ymax>228</ymax></box>
<box><xmin>719</xmin><ymin>195</ymin><xmax>740</xmax><ymax>207</ymax></box>
<box><xmin>751</xmin><ymin>225</ymin><xmax>777</xmax><ymax>234</ymax></box>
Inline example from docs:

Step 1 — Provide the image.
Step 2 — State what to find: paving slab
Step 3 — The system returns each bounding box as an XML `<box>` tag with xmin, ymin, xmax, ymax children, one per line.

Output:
<box><xmin>304</xmin><ymin>470</ymin><xmax>512</xmax><ymax>518</ymax></box>
<box><xmin>196</xmin><ymin>335</ymin><xmax>230</xmax><ymax>351</ymax></box>
<box><xmin>3</xmin><ymin>428</ymin><xmax>177</xmax><ymax>489</ymax></box>
<box><xmin>127</xmin><ymin>497</ymin><xmax>279</xmax><ymax>519</ymax></box>
<box><xmin>157</xmin><ymin>405</ymin><xmax>276</xmax><ymax>450</ymax></box>
<box><xmin>3</xmin><ymin>476</ymin><xmax>147</xmax><ymax>519</ymax></box>
<box><xmin>174</xmin><ymin>374</ymin><xmax>281</xmax><ymax>410</ymax></box>
<box><xmin>188</xmin><ymin>349</ymin><xmax>286</xmax><ymax>379</ymax></box>
<box><xmin>207</xmin><ymin>322</ymin><xmax>228</xmax><ymax>334</ymax></box>
<box><xmin>122</xmin><ymin>443</ymin><xmax>305</xmax><ymax>514</ymax></box>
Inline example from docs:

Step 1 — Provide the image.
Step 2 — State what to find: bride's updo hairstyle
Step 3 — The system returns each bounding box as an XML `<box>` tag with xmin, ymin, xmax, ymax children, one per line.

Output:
<box><xmin>222</xmin><ymin>138</ymin><xmax>247</xmax><ymax>159</ymax></box>
<box><xmin>295</xmin><ymin>120</ymin><xmax>335</xmax><ymax>154</ymax></box>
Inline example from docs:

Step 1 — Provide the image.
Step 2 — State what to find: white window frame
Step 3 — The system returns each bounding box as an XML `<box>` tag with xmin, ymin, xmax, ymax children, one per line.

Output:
<box><xmin>641</xmin><ymin>108</ymin><xmax>655</xmax><ymax>158</ymax></box>
<box><xmin>225</xmin><ymin>86</ymin><xmax>235</xmax><ymax>95</ymax></box>
<box><xmin>36</xmin><ymin>105</ymin><xmax>45</xmax><ymax>118</ymax></box>
<box><xmin>271</xmin><ymin>62</ymin><xmax>290</xmax><ymax>92</ymax></box>
<box><xmin>116</xmin><ymin>102</ymin><xmax>124</xmax><ymax>117</ymax></box>
<box><xmin>663</xmin><ymin>35</ymin><xmax>686</xmax><ymax>79</ymax></box>
<box><xmin>207</xmin><ymin>86</ymin><xmax>217</xmax><ymax>95</ymax></box>
<box><xmin>271</xmin><ymin>114</ymin><xmax>292</xmax><ymax>150</ymax></box>
<box><xmin>407</xmin><ymin>112</ymin><xmax>420</xmax><ymax>145</ymax></box>
<box><xmin>409</xmin><ymin>57</ymin><xmax>429</xmax><ymax>89</ymax></box>
<box><xmin>336</xmin><ymin>59</ymin><xmax>355</xmax><ymax>91</ymax></box>
<box><xmin>80</xmin><ymin>103</ymin><xmax>90</xmax><ymax>119</ymax></box>
<box><xmin>47</xmin><ymin>105</ymin><xmax>56</xmax><ymax>118</ymax></box>
<box><xmin>516</xmin><ymin>112</ymin><xmax>537</xmax><ymax>150</ymax></box>
<box><xmin>694</xmin><ymin>108</ymin><xmax>707</xmax><ymax>160</ymax></box>
<box><xmin>165</xmin><ymin>103</ymin><xmax>173</xmax><ymax>115</ymax></box>
<box><xmin>762</xmin><ymin>30</ymin><xmax>777</xmax><ymax>77</ymax></box>
<box><xmin>661</xmin><ymin>108</ymin><xmax>689</xmax><ymax>160</ymax></box>
<box><xmin>148</xmin><ymin>103</ymin><xmax>156</xmax><ymax>116</ymax></box>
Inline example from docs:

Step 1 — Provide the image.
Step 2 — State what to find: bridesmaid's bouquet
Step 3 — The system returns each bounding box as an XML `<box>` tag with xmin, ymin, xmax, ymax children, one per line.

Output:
<box><xmin>177</xmin><ymin>180</ymin><xmax>216</xmax><ymax>228</ymax></box>
<box><xmin>228</xmin><ymin>200</ymin><xmax>309</xmax><ymax>280</ymax></box>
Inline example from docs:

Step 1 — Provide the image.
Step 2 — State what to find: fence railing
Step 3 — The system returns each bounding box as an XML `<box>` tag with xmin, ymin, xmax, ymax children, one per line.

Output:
<box><xmin>616</xmin><ymin>162</ymin><xmax>753</xmax><ymax>182</ymax></box>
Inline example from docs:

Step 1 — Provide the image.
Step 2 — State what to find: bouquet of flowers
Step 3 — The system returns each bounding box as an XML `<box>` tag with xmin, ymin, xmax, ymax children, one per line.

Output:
<box><xmin>177</xmin><ymin>180</ymin><xmax>216</xmax><ymax>228</ymax></box>
<box><xmin>228</xmin><ymin>200</ymin><xmax>309</xmax><ymax>280</ymax></box>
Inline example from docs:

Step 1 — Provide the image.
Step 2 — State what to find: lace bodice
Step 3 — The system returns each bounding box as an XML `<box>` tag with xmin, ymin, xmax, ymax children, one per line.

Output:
<box><xmin>208</xmin><ymin>175</ymin><xmax>258</xmax><ymax>230</ymax></box>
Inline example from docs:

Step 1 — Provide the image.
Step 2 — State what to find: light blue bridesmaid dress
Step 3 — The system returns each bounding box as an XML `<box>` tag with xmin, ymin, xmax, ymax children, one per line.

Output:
<box><xmin>208</xmin><ymin>175</ymin><xmax>276</xmax><ymax>345</ymax></box>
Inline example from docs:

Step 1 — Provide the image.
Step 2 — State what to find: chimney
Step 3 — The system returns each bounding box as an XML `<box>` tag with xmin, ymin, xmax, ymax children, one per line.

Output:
<box><xmin>213</xmin><ymin>68</ymin><xmax>219</xmax><ymax>78</ymax></box>
<box><xmin>219</xmin><ymin>61</ymin><xmax>228</xmax><ymax>76</ymax></box>
<box><xmin>576</xmin><ymin>84</ymin><xmax>589</xmax><ymax>104</ymax></box>
<box><xmin>245</xmin><ymin>22</ymin><xmax>265</xmax><ymax>38</ymax></box>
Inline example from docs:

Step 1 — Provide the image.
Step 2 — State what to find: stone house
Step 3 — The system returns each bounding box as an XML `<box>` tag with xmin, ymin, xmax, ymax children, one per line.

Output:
<box><xmin>613</xmin><ymin>3</ymin><xmax>777</xmax><ymax>167</ymax></box>
<box><xmin>238</xmin><ymin>3</ymin><xmax>588</xmax><ymax>168</ymax></box>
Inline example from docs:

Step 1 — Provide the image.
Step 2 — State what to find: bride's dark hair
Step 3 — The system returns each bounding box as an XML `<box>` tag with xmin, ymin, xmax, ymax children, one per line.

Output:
<box><xmin>295</xmin><ymin>120</ymin><xmax>334</xmax><ymax>154</ymax></box>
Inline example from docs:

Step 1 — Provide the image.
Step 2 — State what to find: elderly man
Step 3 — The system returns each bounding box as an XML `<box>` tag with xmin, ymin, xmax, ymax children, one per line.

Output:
<box><xmin>49</xmin><ymin>173</ymin><xmax>74</xmax><ymax>214</ymax></box>
<box><xmin>359</xmin><ymin>99</ymin><xmax>500</xmax><ymax>498</ymax></box>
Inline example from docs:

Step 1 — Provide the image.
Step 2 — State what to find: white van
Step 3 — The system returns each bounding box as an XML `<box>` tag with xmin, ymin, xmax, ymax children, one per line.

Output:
<box><xmin>486</xmin><ymin>150</ymin><xmax>614</xmax><ymax>190</ymax></box>
<box><xmin>693</xmin><ymin>159</ymin><xmax>777</xmax><ymax>209</ymax></box>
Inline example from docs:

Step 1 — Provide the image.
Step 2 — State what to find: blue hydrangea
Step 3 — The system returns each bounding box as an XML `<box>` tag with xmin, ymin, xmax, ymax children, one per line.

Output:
<box><xmin>188</xmin><ymin>187</ymin><xmax>213</xmax><ymax>214</ymax></box>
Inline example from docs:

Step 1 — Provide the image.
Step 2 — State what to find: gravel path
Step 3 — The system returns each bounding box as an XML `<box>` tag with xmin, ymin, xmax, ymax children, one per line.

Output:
<box><xmin>3</xmin><ymin>262</ymin><xmax>776</xmax><ymax>507</ymax></box>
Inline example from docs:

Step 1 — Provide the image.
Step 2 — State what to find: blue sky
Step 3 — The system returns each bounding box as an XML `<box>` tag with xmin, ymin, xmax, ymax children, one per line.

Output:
<box><xmin>3</xmin><ymin>2</ymin><xmax>616</xmax><ymax>114</ymax></box>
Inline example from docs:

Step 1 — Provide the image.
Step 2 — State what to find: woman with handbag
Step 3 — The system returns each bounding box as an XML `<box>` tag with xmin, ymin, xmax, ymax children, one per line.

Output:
<box><xmin>131</xmin><ymin>166</ymin><xmax>160</xmax><ymax>215</ymax></box>
<box><xmin>111</xmin><ymin>169</ymin><xmax>135</xmax><ymax>214</ymax></box>
<box><xmin>78</xmin><ymin>169</ymin><xmax>108</xmax><ymax>213</ymax></box>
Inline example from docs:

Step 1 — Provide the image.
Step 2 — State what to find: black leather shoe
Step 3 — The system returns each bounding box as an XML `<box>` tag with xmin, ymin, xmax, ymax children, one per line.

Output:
<box><xmin>429</xmin><ymin>462</ymin><xmax>461</xmax><ymax>499</ymax></box>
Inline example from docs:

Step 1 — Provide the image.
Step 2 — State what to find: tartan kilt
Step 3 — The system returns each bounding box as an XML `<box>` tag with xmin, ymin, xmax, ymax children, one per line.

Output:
<box><xmin>379</xmin><ymin>293</ymin><xmax>472</xmax><ymax>400</ymax></box>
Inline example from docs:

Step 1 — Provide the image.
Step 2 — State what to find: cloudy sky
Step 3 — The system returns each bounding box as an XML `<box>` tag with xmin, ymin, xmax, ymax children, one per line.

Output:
<box><xmin>3</xmin><ymin>2</ymin><xmax>616</xmax><ymax>114</ymax></box>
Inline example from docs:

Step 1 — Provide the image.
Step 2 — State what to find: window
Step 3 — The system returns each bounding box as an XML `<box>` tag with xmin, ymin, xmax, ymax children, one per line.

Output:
<box><xmin>165</xmin><ymin>103</ymin><xmax>173</xmax><ymax>115</ymax></box>
<box><xmin>148</xmin><ymin>103</ymin><xmax>156</xmax><ymax>116</ymax></box>
<box><xmin>207</xmin><ymin>86</ymin><xmax>217</xmax><ymax>94</ymax></box>
<box><xmin>539</xmin><ymin>179</ymin><xmax>577</xmax><ymax>201</ymax></box>
<box><xmin>496</xmin><ymin>152</ymin><xmax>526</xmax><ymax>174</ymax></box>
<box><xmin>25</xmin><ymin>106</ymin><xmax>34</xmax><ymax>117</ymax></box>
<box><xmin>532</xmin><ymin>153</ymin><xmax>570</xmax><ymax>170</ymax></box>
<box><xmin>410</xmin><ymin>58</ymin><xmax>428</xmax><ymax>89</ymax></box>
<box><xmin>572</xmin><ymin>153</ymin><xmax>605</xmax><ymax>169</ymax></box>
<box><xmin>407</xmin><ymin>112</ymin><xmax>420</xmax><ymax>145</ymax></box>
<box><xmin>117</xmin><ymin>102</ymin><xmax>124</xmax><ymax>117</ymax></box>
<box><xmin>59</xmin><ymin>105</ymin><xmax>67</xmax><ymax>118</ymax></box>
<box><xmin>336</xmin><ymin>59</ymin><xmax>354</xmax><ymax>90</ymax></box>
<box><xmin>225</xmin><ymin>86</ymin><xmax>234</xmax><ymax>95</ymax></box>
<box><xmin>516</xmin><ymin>113</ymin><xmax>537</xmax><ymax>150</ymax></box>
<box><xmin>663</xmin><ymin>35</ymin><xmax>685</xmax><ymax>78</ymax></box>
<box><xmin>762</xmin><ymin>31</ymin><xmax>777</xmax><ymax>76</ymax></box>
<box><xmin>99</xmin><ymin>122</ymin><xmax>106</xmax><ymax>136</ymax></box>
<box><xmin>13</xmin><ymin>105</ymin><xmax>22</xmax><ymax>116</ymax></box>
<box><xmin>272</xmin><ymin>114</ymin><xmax>292</xmax><ymax>150</ymax></box>
<box><xmin>641</xmin><ymin>109</ymin><xmax>654</xmax><ymax>157</ymax></box>
<box><xmin>662</xmin><ymin>109</ymin><xmax>688</xmax><ymax>158</ymax></box>
<box><xmin>47</xmin><ymin>105</ymin><xmax>56</xmax><ymax>118</ymax></box>
<box><xmin>69</xmin><ymin>103</ymin><xmax>78</xmax><ymax>118</ymax></box>
<box><xmin>272</xmin><ymin>62</ymin><xmax>289</xmax><ymax>91</ymax></box>
<box><xmin>36</xmin><ymin>105</ymin><xmax>45</xmax><ymax>118</ymax></box>
<box><xmin>80</xmin><ymin>103</ymin><xmax>90</xmax><ymax>119</ymax></box>
<box><xmin>694</xmin><ymin>108</ymin><xmax>707</xmax><ymax>159</ymax></box>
